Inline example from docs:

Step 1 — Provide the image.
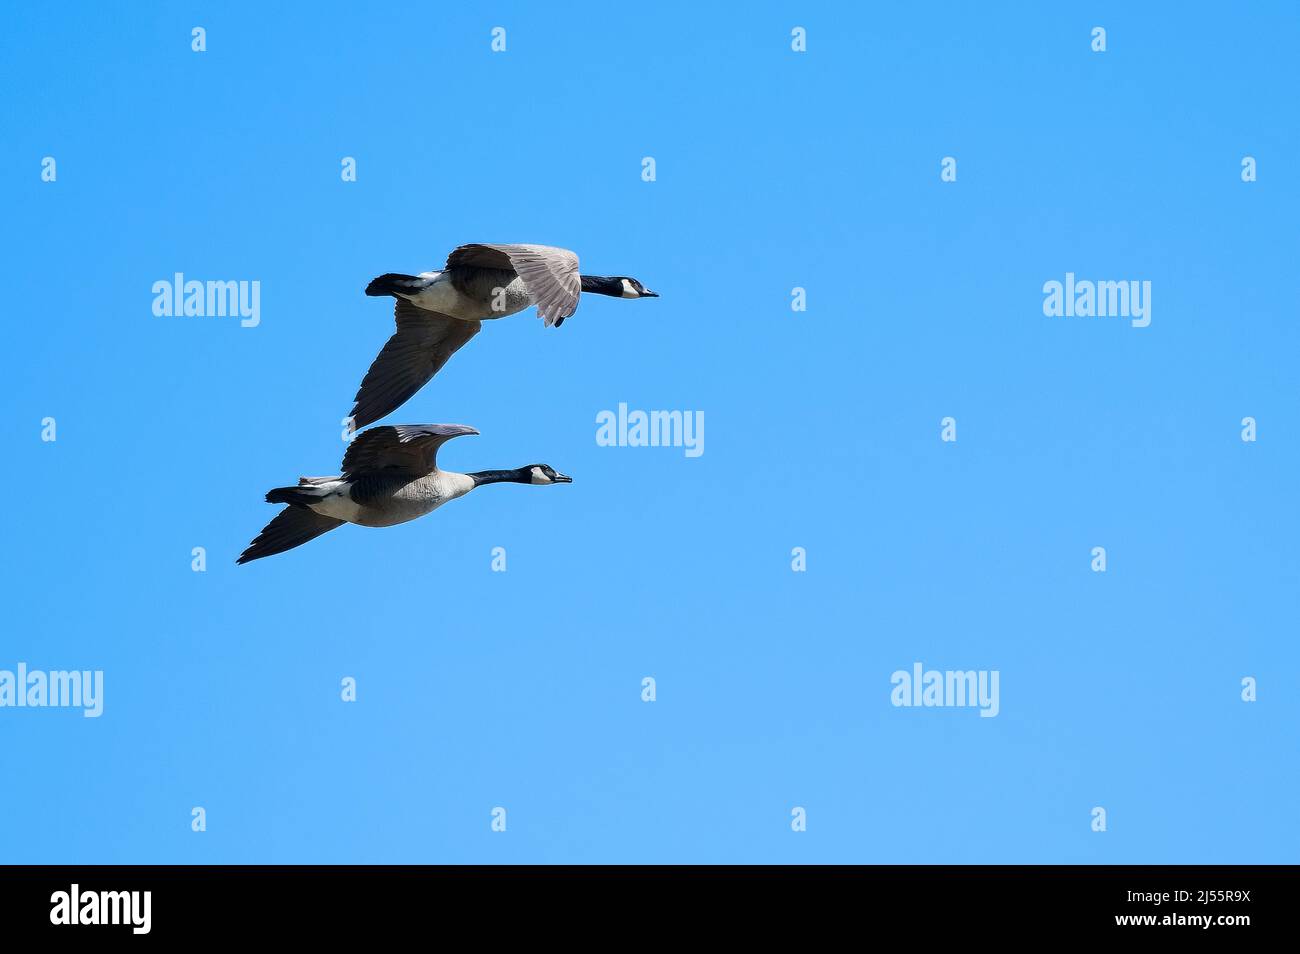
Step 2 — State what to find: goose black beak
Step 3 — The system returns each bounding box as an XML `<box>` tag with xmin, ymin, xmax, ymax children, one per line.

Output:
<box><xmin>553</xmin><ymin>472</ymin><xmax>573</xmax><ymax>483</ymax></box>
<box><xmin>642</xmin><ymin>289</ymin><xmax>659</xmax><ymax>298</ymax></box>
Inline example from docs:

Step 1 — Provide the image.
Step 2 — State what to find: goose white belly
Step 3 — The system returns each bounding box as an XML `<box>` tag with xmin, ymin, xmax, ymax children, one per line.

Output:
<box><xmin>404</xmin><ymin>272</ymin><xmax>533</xmax><ymax>321</ymax></box>
<box><xmin>306</xmin><ymin>481</ymin><xmax>365</xmax><ymax>524</ymax></box>
<box><xmin>308</xmin><ymin>473</ymin><xmax>476</xmax><ymax>528</ymax></box>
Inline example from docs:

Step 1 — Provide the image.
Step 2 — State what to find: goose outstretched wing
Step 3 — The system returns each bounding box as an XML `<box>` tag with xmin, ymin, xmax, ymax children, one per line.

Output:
<box><xmin>446</xmin><ymin>243</ymin><xmax>581</xmax><ymax>327</ymax></box>
<box><xmin>349</xmin><ymin>300</ymin><xmax>481</xmax><ymax>429</ymax></box>
<box><xmin>341</xmin><ymin>424</ymin><xmax>480</xmax><ymax>478</ymax></box>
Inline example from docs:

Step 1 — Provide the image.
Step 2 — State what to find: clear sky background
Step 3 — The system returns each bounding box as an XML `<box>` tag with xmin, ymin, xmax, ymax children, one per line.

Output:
<box><xmin>2</xmin><ymin>1</ymin><xmax>1297</xmax><ymax>863</ymax></box>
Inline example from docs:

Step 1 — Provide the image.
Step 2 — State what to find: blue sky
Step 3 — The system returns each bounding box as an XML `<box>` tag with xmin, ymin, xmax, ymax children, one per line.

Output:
<box><xmin>2</xmin><ymin>1</ymin><xmax>1297</xmax><ymax>863</ymax></box>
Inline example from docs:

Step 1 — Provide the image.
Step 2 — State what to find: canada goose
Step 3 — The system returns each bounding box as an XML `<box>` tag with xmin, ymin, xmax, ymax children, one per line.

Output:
<box><xmin>236</xmin><ymin>424</ymin><xmax>570</xmax><ymax>564</ymax></box>
<box><xmin>349</xmin><ymin>243</ymin><xmax>658</xmax><ymax>428</ymax></box>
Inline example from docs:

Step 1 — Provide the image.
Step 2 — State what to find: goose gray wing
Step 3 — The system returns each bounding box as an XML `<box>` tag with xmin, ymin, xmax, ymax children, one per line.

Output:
<box><xmin>446</xmin><ymin>243</ymin><xmax>581</xmax><ymax>327</ymax></box>
<box><xmin>236</xmin><ymin>508</ymin><xmax>344</xmax><ymax>565</ymax></box>
<box><xmin>349</xmin><ymin>301</ymin><xmax>481</xmax><ymax>429</ymax></box>
<box><xmin>341</xmin><ymin>424</ymin><xmax>479</xmax><ymax>478</ymax></box>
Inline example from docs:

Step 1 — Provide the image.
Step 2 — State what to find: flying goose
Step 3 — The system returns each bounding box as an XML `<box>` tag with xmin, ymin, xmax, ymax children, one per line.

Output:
<box><xmin>236</xmin><ymin>423</ymin><xmax>570</xmax><ymax>564</ymax></box>
<box><xmin>349</xmin><ymin>243</ymin><xmax>658</xmax><ymax>428</ymax></box>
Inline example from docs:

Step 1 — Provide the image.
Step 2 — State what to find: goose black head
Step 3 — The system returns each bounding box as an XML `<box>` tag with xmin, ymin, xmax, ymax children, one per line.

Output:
<box><xmin>527</xmin><ymin>464</ymin><xmax>572</xmax><ymax>485</ymax></box>
<box><xmin>580</xmin><ymin>275</ymin><xmax>659</xmax><ymax>299</ymax></box>
<box><xmin>616</xmin><ymin>277</ymin><xmax>658</xmax><ymax>299</ymax></box>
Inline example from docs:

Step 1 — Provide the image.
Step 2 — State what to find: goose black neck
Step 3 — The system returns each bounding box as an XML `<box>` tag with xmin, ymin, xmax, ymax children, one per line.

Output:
<box><xmin>580</xmin><ymin>275</ymin><xmax>623</xmax><ymax>298</ymax></box>
<box><xmin>468</xmin><ymin>468</ymin><xmax>530</xmax><ymax>486</ymax></box>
